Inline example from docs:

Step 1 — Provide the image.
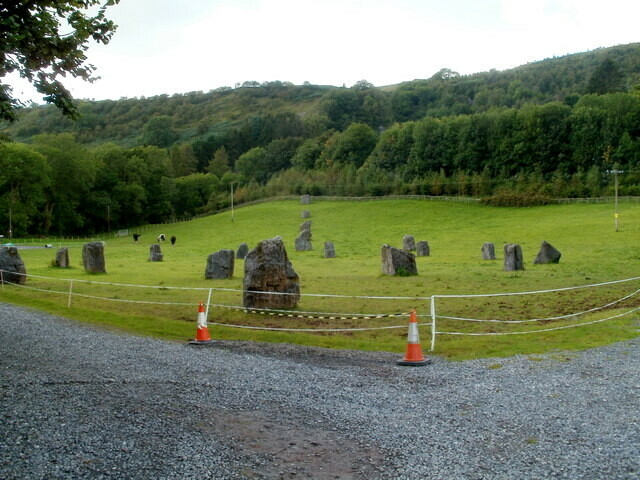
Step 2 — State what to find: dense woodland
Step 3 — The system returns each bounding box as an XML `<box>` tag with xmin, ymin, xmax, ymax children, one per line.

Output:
<box><xmin>1</xmin><ymin>43</ymin><xmax>640</xmax><ymax>237</ymax></box>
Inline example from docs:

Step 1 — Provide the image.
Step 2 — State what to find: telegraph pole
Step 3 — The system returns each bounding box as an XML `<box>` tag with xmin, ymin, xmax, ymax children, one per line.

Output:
<box><xmin>605</xmin><ymin>168</ymin><xmax>623</xmax><ymax>232</ymax></box>
<box><xmin>230</xmin><ymin>182</ymin><xmax>235</xmax><ymax>222</ymax></box>
<box><xmin>612</xmin><ymin>168</ymin><xmax>622</xmax><ymax>232</ymax></box>
<box><xmin>603</xmin><ymin>147</ymin><xmax>622</xmax><ymax>232</ymax></box>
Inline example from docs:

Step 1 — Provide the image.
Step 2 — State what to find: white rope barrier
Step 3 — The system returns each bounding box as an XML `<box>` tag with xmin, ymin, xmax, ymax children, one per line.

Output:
<box><xmin>205</xmin><ymin>285</ymin><xmax>430</xmax><ymax>300</ymax></box>
<box><xmin>207</xmin><ymin>322</ymin><xmax>414</xmax><ymax>332</ymax></box>
<box><xmin>436</xmin><ymin>306</ymin><xmax>640</xmax><ymax>336</ymax></box>
<box><xmin>3</xmin><ymin>282</ymin><xmax>71</xmax><ymax>297</ymax></box>
<box><xmin>2</xmin><ymin>269</ymin><xmax>638</xmax><ymax>300</ymax></box>
<box><xmin>435</xmin><ymin>276</ymin><xmax>640</xmax><ymax>298</ymax></box>
<box><xmin>1</xmin><ymin>279</ymin><xmax>409</xmax><ymax>318</ymax></box>
<box><xmin>69</xmin><ymin>292</ymin><xmax>195</xmax><ymax>306</ymax></box>
<box><xmin>6</xmin><ymin>271</ymin><xmax>211</xmax><ymax>291</ymax></box>
<box><xmin>0</xmin><ymin>269</ymin><xmax>430</xmax><ymax>300</ymax></box>
<box><xmin>1</xmin><ymin>269</ymin><xmax>638</xmax><ymax>345</ymax></box>
<box><xmin>437</xmin><ymin>288</ymin><xmax>640</xmax><ymax>324</ymax></box>
<box><xmin>212</xmin><ymin>303</ymin><xmax>409</xmax><ymax>320</ymax></box>
<box><xmin>3</xmin><ymin>281</ymin><xmax>197</xmax><ymax>306</ymax></box>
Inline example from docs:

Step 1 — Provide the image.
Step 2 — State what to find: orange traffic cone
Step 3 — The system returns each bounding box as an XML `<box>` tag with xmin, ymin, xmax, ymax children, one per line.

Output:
<box><xmin>397</xmin><ymin>309</ymin><xmax>430</xmax><ymax>366</ymax></box>
<box><xmin>188</xmin><ymin>302</ymin><xmax>213</xmax><ymax>345</ymax></box>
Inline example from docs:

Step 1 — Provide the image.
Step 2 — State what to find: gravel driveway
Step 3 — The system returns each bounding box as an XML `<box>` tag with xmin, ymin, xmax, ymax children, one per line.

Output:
<box><xmin>1</xmin><ymin>302</ymin><xmax>638</xmax><ymax>479</ymax></box>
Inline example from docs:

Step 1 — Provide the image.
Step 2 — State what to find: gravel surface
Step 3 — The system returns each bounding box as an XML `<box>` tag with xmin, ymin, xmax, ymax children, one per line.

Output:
<box><xmin>1</xmin><ymin>302</ymin><xmax>639</xmax><ymax>479</ymax></box>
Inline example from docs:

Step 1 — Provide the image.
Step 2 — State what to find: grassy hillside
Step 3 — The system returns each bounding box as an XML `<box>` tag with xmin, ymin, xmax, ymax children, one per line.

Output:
<box><xmin>2</xmin><ymin>198</ymin><xmax>639</xmax><ymax>360</ymax></box>
<box><xmin>4</xmin><ymin>83</ymin><xmax>332</xmax><ymax>147</ymax></box>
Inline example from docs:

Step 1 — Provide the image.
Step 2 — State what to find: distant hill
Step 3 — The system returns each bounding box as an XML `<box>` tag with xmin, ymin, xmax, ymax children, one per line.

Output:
<box><xmin>2</xmin><ymin>43</ymin><xmax>639</xmax><ymax>147</ymax></box>
<box><xmin>3</xmin><ymin>82</ymin><xmax>335</xmax><ymax>147</ymax></box>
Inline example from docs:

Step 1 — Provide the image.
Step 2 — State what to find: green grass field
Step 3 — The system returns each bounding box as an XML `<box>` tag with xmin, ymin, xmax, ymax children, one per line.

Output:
<box><xmin>2</xmin><ymin>198</ymin><xmax>639</xmax><ymax>360</ymax></box>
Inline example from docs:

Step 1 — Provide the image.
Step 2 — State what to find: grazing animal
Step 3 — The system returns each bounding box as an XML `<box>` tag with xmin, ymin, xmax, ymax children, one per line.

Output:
<box><xmin>157</xmin><ymin>234</ymin><xmax>166</xmax><ymax>242</ymax></box>
<box><xmin>170</xmin><ymin>235</ymin><xmax>176</xmax><ymax>245</ymax></box>
<box><xmin>133</xmin><ymin>233</ymin><xmax>141</xmax><ymax>242</ymax></box>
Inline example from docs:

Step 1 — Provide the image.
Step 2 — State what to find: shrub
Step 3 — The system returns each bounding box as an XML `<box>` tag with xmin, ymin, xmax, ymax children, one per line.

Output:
<box><xmin>480</xmin><ymin>191</ymin><xmax>554</xmax><ymax>207</ymax></box>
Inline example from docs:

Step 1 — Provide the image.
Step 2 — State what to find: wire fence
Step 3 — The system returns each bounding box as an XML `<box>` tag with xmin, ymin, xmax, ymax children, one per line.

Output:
<box><xmin>1</xmin><ymin>269</ymin><xmax>639</xmax><ymax>351</ymax></box>
<box><xmin>6</xmin><ymin>194</ymin><xmax>638</xmax><ymax>246</ymax></box>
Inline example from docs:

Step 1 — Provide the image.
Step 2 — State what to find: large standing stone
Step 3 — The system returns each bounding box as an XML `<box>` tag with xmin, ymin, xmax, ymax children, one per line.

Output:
<box><xmin>402</xmin><ymin>235</ymin><xmax>416</xmax><ymax>251</ymax></box>
<box><xmin>55</xmin><ymin>247</ymin><xmax>70</xmax><ymax>268</ymax></box>
<box><xmin>381</xmin><ymin>244</ymin><xmax>418</xmax><ymax>276</ymax></box>
<box><xmin>503</xmin><ymin>244</ymin><xmax>524</xmax><ymax>271</ymax></box>
<box><xmin>300</xmin><ymin>194</ymin><xmax>311</xmax><ymax>205</ymax></box>
<box><xmin>243</xmin><ymin>237</ymin><xmax>300</xmax><ymax>309</ymax></box>
<box><xmin>205</xmin><ymin>250</ymin><xmax>235</xmax><ymax>279</ymax></box>
<box><xmin>534</xmin><ymin>241</ymin><xmax>562</xmax><ymax>264</ymax></box>
<box><xmin>149</xmin><ymin>244</ymin><xmax>163</xmax><ymax>262</ymax></box>
<box><xmin>481</xmin><ymin>242</ymin><xmax>496</xmax><ymax>260</ymax></box>
<box><xmin>416</xmin><ymin>241</ymin><xmax>430</xmax><ymax>257</ymax></box>
<box><xmin>324</xmin><ymin>241</ymin><xmax>336</xmax><ymax>258</ymax></box>
<box><xmin>82</xmin><ymin>242</ymin><xmax>106</xmax><ymax>274</ymax></box>
<box><xmin>295</xmin><ymin>220</ymin><xmax>312</xmax><ymax>251</ymax></box>
<box><xmin>236</xmin><ymin>243</ymin><xmax>249</xmax><ymax>259</ymax></box>
<box><xmin>0</xmin><ymin>246</ymin><xmax>27</xmax><ymax>284</ymax></box>
<box><xmin>301</xmin><ymin>210</ymin><xmax>311</xmax><ymax>219</ymax></box>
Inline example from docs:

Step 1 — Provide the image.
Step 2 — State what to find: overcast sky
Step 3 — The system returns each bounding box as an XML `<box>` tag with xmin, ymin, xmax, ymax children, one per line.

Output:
<box><xmin>8</xmin><ymin>0</ymin><xmax>640</xmax><ymax>103</ymax></box>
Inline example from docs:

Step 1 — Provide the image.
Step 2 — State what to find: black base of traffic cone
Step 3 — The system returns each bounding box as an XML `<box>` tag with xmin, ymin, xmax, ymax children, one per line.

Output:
<box><xmin>396</xmin><ymin>358</ymin><xmax>431</xmax><ymax>366</ymax></box>
<box><xmin>188</xmin><ymin>339</ymin><xmax>215</xmax><ymax>345</ymax></box>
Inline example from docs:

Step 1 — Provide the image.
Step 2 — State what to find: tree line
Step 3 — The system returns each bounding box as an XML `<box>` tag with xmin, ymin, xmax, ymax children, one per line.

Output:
<box><xmin>2</xmin><ymin>43</ymin><xmax>640</xmax><ymax>236</ymax></box>
<box><xmin>2</xmin><ymin>89</ymin><xmax>639</xmax><ymax>237</ymax></box>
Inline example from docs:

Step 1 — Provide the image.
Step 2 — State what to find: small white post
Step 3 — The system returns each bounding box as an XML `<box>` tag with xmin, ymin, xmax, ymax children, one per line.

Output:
<box><xmin>430</xmin><ymin>295</ymin><xmax>437</xmax><ymax>351</ymax></box>
<box><xmin>67</xmin><ymin>280</ymin><xmax>73</xmax><ymax>308</ymax></box>
<box><xmin>205</xmin><ymin>288</ymin><xmax>213</xmax><ymax>320</ymax></box>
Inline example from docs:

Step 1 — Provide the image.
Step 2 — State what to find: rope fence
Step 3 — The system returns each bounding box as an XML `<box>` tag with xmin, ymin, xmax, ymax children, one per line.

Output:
<box><xmin>1</xmin><ymin>269</ymin><xmax>639</xmax><ymax>351</ymax></box>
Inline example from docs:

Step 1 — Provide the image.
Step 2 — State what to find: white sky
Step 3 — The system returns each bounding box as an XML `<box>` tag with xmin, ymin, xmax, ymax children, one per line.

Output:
<box><xmin>7</xmin><ymin>0</ymin><xmax>640</xmax><ymax>103</ymax></box>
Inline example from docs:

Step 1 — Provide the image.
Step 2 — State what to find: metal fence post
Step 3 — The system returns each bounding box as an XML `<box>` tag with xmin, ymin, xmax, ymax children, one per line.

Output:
<box><xmin>67</xmin><ymin>280</ymin><xmax>73</xmax><ymax>308</ymax></box>
<box><xmin>205</xmin><ymin>288</ymin><xmax>213</xmax><ymax>320</ymax></box>
<box><xmin>430</xmin><ymin>295</ymin><xmax>437</xmax><ymax>351</ymax></box>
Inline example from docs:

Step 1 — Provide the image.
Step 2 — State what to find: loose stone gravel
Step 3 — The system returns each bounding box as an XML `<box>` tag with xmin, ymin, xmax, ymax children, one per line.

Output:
<box><xmin>0</xmin><ymin>302</ymin><xmax>638</xmax><ymax>479</ymax></box>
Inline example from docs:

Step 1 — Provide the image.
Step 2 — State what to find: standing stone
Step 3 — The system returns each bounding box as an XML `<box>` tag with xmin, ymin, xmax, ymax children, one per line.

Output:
<box><xmin>301</xmin><ymin>210</ymin><xmax>311</xmax><ymax>218</ymax></box>
<box><xmin>295</xmin><ymin>220</ymin><xmax>312</xmax><ymax>251</ymax></box>
<box><xmin>82</xmin><ymin>241</ymin><xmax>106</xmax><ymax>274</ymax></box>
<box><xmin>503</xmin><ymin>244</ymin><xmax>524</xmax><ymax>271</ymax></box>
<box><xmin>205</xmin><ymin>250</ymin><xmax>235</xmax><ymax>279</ymax></box>
<box><xmin>416</xmin><ymin>241</ymin><xmax>430</xmax><ymax>257</ymax></box>
<box><xmin>481</xmin><ymin>242</ymin><xmax>496</xmax><ymax>260</ymax></box>
<box><xmin>243</xmin><ymin>237</ymin><xmax>300</xmax><ymax>309</ymax></box>
<box><xmin>381</xmin><ymin>244</ymin><xmax>418</xmax><ymax>276</ymax></box>
<box><xmin>55</xmin><ymin>247</ymin><xmax>69</xmax><ymax>268</ymax></box>
<box><xmin>324</xmin><ymin>241</ymin><xmax>336</xmax><ymax>258</ymax></box>
<box><xmin>149</xmin><ymin>244</ymin><xmax>163</xmax><ymax>262</ymax></box>
<box><xmin>300</xmin><ymin>194</ymin><xmax>311</xmax><ymax>205</ymax></box>
<box><xmin>295</xmin><ymin>236</ymin><xmax>312</xmax><ymax>251</ymax></box>
<box><xmin>236</xmin><ymin>242</ymin><xmax>249</xmax><ymax>259</ymax></box>
<box><xmin>402</xmin><ymin>235</ymin><xmax>416</xmax><ymax>251</ymax></box>
<box><xmin>300</xmin><ymin>220</ymin><xmax>312</xmax><ymax>232</ymax></box>
<box><xmin>534</xmin><ymin>241</ymin><xmax>562</xmax><ymax>264</ymax></box>
<box><xmin>0</xmin><ymin>246</ymin><xmax>27</xmax><ymax>284</ymax></box>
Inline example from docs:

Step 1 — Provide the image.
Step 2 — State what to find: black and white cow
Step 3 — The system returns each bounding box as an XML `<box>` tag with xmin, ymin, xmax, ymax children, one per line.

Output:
<box><xmin>157</xmin><ymin>234</ymin><xmax>166</xmax><ymax>242</ymax></box>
